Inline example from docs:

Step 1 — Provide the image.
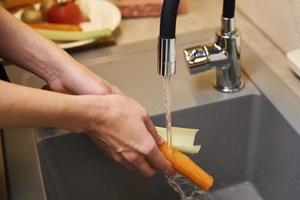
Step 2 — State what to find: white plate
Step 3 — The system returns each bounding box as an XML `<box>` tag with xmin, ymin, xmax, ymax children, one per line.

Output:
<box><xmin>15</xmin><ymin>0</ymin><xmax>121</xmax><ymax>49</ymax></box>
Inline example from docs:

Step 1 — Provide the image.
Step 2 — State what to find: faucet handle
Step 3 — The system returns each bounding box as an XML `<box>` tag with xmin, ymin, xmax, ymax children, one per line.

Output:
<box><xmin>184</xmin><ymin>44</ymin><xmax>228</xmax><ymax>74</ymax></box>
<box><xmin>184</xmin><ymin>46</ymin><xmax>209</xmax><ymax>74</ymax></box>
<box><xmin>183</xmin><ymin>17</ymin><xmax>244</xmax><ymax>93</ymax></box>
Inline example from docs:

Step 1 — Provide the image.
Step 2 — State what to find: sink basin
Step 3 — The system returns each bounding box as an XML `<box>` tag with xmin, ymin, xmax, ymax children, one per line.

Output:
<box><xmin>153</xmin><ymin>94</ymin><xmax>300</xmax><ymax>200</ymax></box>
<box><xmin>35</xmin><ymin>94</ymin><xmax>300</xmax><ymax>200</ymax></box>
<box><xmin>3</xmin><ymin>30</ymin><xmax>300</xmax><ymax>200</ymax></box>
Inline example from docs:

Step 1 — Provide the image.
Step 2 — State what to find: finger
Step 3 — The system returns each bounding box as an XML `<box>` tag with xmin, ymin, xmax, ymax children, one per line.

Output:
<box><xmin>122</xmin><ymin>151</ymin><xmax>156</xmax><ymax>177</ymax></box>
<box><xmin>110</xmin><ymin>85</ymin><xmax>124</xmax><ymax>95</ymax></box>
<box><xmin>122</xmin><ymin>162</ymin><xmax>135</xmax><ymax>171</ymax></box>
<box><xmin>111</xmin><ymin>153</ymin><xmax>135</xmax><ymax>171</ymax></box>
<box><xmin>144</xmin><ymin>116</ymin><xmax>164</xmax><ymax>145</ymax></box>
<box><xmin>145</xmin><ymin>146</ymin><xmax>175</xmax><ymax>176</ymax></box>
<box><xmin>88</xmin><ymin>134</ymin><xmax>135</xmax><ymax>171</ymax></box>
<box><xmin>42</xmin><ymin>84</ymin><xmax>72</xmax><ymax>94</ymax></box>
<box><xmin>101</xmin><ymin>79</ymin><xmax>124</xmax><ymax>95</ymax></box>
<box><xmin>133</xmin><ymin>156</ymin><xmax>156</xmax><ymax>177</ymax></box>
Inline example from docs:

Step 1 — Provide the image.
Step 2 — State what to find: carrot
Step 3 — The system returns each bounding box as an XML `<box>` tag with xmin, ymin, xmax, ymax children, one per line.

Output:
<box><xmin>28</xmin><ymin>23</ymin><xmax>82</xmax><ymax>31</ymax></box>
<box><xmin>159</xmin><ymin>142</ymin><xmax>214</xmax><ymax>191</ymax></box>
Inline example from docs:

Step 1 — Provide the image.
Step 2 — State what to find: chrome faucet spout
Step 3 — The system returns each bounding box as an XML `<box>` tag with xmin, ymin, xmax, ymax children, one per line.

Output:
<box><xmin>158</xmin><ymin>38</ymin><xmax>176</xmax><ymax>76</ymax></box>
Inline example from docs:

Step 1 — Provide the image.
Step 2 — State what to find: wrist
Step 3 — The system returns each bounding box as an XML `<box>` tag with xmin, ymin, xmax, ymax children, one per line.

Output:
<box><xmin>52</xmin><ymin>62</ymin><xmax>112</xmax><ymax>95</ymax></box>
<box><xmin>65</xmin><ymin>95</ymin><xmax>107</xmax><ymax>133</ymax></box>
<box><xmin>46</xmin><ymin>60</ymin><xmax>83</xmax><ymax>93</ymax></box>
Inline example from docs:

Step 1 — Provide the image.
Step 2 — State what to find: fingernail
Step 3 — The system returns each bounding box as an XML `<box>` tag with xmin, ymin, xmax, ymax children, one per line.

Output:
<box><xmin>165</xmin><ymin>165</ymin><xmax>176</xmax><ymax>177</ymax></box>
<box><xmin>157</xmin><ymin>135</ymin><xmax>164</xmax><ymax>145</ymax></box>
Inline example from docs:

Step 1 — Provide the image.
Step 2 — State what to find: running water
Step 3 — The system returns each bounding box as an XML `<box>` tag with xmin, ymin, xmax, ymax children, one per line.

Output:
<box><xmin>163</xmin><ymin>76</ymin><xmax>210</xmax><ymax>200</ymax></box>
<box><xmin>163</xmin><ymin>76</ymin><xmax>173</xmax><ymax>148</ymax></box>
<box><xmin>167</xmin><ymin>174</ymin><xmax>210</xmax><ymax>200</ymax></box>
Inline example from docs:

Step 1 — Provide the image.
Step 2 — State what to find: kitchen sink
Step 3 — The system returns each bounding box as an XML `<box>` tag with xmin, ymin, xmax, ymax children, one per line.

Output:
<box><xmin>3</xmin><ymin>30</ymin><xmax>300</xmax><ymax>200</ymax></box>
<box><xmin>36</xmin><ymin>94</ymin><xmax>300</xmax><ymax>200</ymax></box>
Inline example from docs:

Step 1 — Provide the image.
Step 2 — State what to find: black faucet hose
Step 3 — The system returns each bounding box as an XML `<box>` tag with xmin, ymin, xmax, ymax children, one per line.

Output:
<box><xmin>159</xmin><ymin>0</ymin><xmax>180</xmax><ymax>39</ymax></box>
<box><xmin>222</xmin><ymin>0</ymin><xmax>235</xmax><ymax>18</ymax></box>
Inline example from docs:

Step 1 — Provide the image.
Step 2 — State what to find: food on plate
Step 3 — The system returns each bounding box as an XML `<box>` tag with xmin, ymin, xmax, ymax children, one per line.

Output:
<box><xmin>75</xmin><ymin>0</ymin><xmax>89</xmax><ymax>20</ymax></box>
<box><xmin>160</xmin><ymin>142</ymin><xmax>214</xmax><ymax>191</ymax></box>
<box><xmin>2</xmin><ymin>0</ymin><xmax>41</xmax><ymax>13</ymax></box>
<box><xmin>47</xmin><ymin>1</ymin><xmax>82</xmax><ymax>25</ymax></box>
<box><xmin>21</xmin><ymin>6</ymin><xmax>43</xmax><ymax>23</ymax></box>
<box><xmin>16</xmin><ymin>0</ymin><xmax>87</xmax><ymax>25</ymax></box>
<box><xmin>28</xmin><ymin>23</ymin><xmax>82</xmax><ymax>31</ymax></box>
<box><xmin>40</xmin><ymin>0</ymin><xmax>56</xmax><ymax>17</ymax></box>
<box><xmin>156</xmin><ymin>126</ymin><xmax>201</xmax><ymax>154</ymax></box>
<box><xmin>13</xmin><ymin>0</ymin><xmax>116</xmax><ymax>46</ymax></box>
<box><xmin>116</xmin><ymin>0</ymin><xmax>188</xmax><ymax>18</ymax></box>
<box><xmin>35</xmin><ymin>28</ymin><xmax>111</xmax><ymax>41</ymax></box>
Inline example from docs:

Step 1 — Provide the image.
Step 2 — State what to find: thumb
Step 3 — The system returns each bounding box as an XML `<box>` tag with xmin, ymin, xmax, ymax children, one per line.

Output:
<box><xmin>144</xmin><ymin>116</ymin><xmax>164</xmax><ymax>145</ymax></box>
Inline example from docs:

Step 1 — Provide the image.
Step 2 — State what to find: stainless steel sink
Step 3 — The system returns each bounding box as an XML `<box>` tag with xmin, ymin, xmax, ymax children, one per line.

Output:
<box><xmin>3</xmin><ymin>30</ymin><xmax>300</xmax><ymax>200</ymax></box>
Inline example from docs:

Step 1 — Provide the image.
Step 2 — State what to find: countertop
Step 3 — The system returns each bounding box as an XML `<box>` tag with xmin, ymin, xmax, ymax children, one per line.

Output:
<box><xmin>4</xmin><ymin>0</ymin><xmax>300</xmax><ymax>98</ymax></box>
<box><xmin>112</xmin><ymin>0</ymin><xmax>300</xmax><ymax>98</ymax></box>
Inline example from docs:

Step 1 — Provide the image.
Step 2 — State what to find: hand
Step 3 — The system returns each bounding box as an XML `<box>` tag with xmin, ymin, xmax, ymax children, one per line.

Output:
<box><xmin>47</xmin><ymin>62</ymin><xmax>174</xmax><ymax>176</ymax></box>
<box><xmin>0</xmin><ymin>8</ymin><xmax>119</xmax><ymax>96</ymax></box>
<box><xmin>0</xmin><ymin>8</ymin><xmax>173</xmax><ymax>177</ymax></box>
<box><xmin>48</xmin><ymin>63</ymin><xmax>122</xmax><ymax>95</ymax></box>
<box><xmin>78</xmin><ymin>94</ymin><xmax>175</xmax><ymax>177</ymax></box>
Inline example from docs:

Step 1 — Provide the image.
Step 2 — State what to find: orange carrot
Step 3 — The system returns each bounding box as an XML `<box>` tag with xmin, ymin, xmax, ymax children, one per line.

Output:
<box><xmin>28</xmin><ymin>23</ymin><xmax>82</xmax><ymax>31</ymax></box>
<box><xmin>159</xmin><ymin>142</ymin><xmax>214</xmax><ymax>191</ymax></box>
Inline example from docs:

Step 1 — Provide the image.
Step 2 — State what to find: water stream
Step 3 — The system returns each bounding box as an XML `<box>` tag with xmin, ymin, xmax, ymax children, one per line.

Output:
<box><xmin>163</xmin><ymin>76</ymin><xmax>173</xmax><ymax>149</ymax></box>
<box><xmin>167</xmin><ymin>174</ymin><xmax>210</xmax><ymax>200</ymax></box>
<box><xmin>163</xmin><ymin>76</ymin><xmax>210</xmax><ymax>200</ymax></box>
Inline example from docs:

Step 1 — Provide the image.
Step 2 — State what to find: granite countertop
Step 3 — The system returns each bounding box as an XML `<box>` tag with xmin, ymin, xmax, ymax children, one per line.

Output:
<box><xmin>113</xmin><ymin>0</ymin><xmax>300</xmax><ymax>98</ymax></box>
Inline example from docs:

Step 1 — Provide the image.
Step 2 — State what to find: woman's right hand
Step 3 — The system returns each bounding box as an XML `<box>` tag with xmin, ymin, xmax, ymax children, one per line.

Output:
<box><xmin>75</xmin><ymin>94</ymin><xmax>175</xmax><ymax>177</ymax></box>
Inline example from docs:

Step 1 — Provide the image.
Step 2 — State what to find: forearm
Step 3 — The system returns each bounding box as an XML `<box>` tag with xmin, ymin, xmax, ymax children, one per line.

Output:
<box><xmin>0</xmin><ymin>7</ymin><xmax>87</xmax><ymax>84</ymax></box>
<box><xmin>0</xmin><ymin>80</ymin><xmax>85</xmax><ymax>130</ymax></box>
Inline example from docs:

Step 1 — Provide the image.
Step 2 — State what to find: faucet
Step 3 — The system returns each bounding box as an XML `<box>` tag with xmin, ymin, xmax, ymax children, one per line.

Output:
<box><xmin>158</xmin><ymin>0</ymin><xmax>244</xmax><ymax>93</ymax></box>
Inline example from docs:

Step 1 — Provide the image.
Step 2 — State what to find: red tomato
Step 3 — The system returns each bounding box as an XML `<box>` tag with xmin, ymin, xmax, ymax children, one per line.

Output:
<box><xmin>47</xmin><ymin>1</ymin><xmax>82</xmax><ymax>25</ymax></box>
